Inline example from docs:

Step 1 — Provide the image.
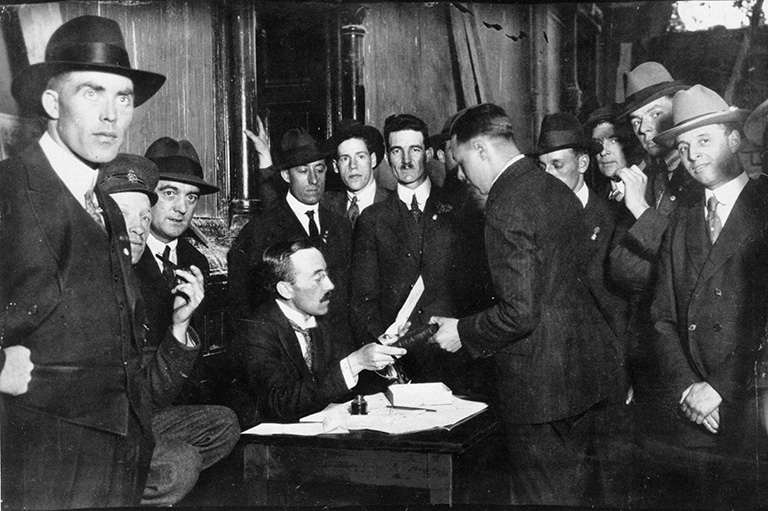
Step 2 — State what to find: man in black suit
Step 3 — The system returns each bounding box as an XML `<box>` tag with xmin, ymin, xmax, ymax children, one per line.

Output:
<box><xmin>648</xmin><ymin>85</ymin><xmax>767</xmax><ymax>505</ymax></box>
<box><xmin>228</xmin><ymin>129</ymin><xmax>351</xmax><ymax>325</ymax></box>
<box><xmin>0</xmin><ymin>16</ymin><xmax>202</xmax><ymax>509</ymax></box>
<box><xmin>351</xmin><ymin>114</ymin><xmax>488</xmax><ymax>393</ymax></box>
<box><xmin>130</xmin><ymin>140</ymin><xmax>239</xmax><ymax>506</ymax></box>
<box><xmin>323</xmin><ymin>119</ymin><xmax>393</xmax><ymax>226</ymax></box>
<box><xmin>431</xmin><ymin>104</ymin><xmax>621</xmax><ymax>506</ymax></box>
<box><xmin>233</xmin><ymin>238</ymin><xmax>404</xmax><ymax>422</ymax></box>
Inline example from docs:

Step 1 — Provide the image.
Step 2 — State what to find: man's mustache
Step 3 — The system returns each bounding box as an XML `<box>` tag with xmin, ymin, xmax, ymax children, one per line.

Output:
<box><xmin>320</xmin><ymin>291</ymin><xmax>333</xmax><ymax>303</ymax></box>
<box><xmin>399</xmin><ymin>162</ymin><xmax>414</xmax><ymax>170</ymax></box>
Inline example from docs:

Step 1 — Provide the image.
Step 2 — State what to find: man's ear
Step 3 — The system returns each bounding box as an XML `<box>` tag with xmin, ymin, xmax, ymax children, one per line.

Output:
<box><xmin>578</xmin><ymin>153</ymin><xmax>590</xmax><ymax>174</ymax></box>
<box><xmin>280</xmin><ymin>169</ymin><xmax>291</xmax><ymax>184</ymax></box>
<box><xmin>331</xmin><ymin>160</ymin><xmax>340</xmax><ymax>174</ymax></box>
<box><xmin>436</xmin><ymin>148</ymin><xmax>446</xmax><ymax>164</ymax></box>
<box><xmin>370</xmin><ymin>151</ymin><xmax>378</xmax><ymax>168</ymax></box>
<box><xmin>727</xmin><ymin>129</ymin><xmax>742</xmax><ymax>153</ymax></box>
<box><xmin>426</xmin><ymin>147</ymin><xmax>434</xmax><ymax>161</ymax></box>
<box><xmin>41</xmin><ymin>89</ymin><xmax>60</xmax><ymax>120</ymax></box>
<box><xmin>276</xmin><ymin>281</ymin><xmax>293</xmax><ymax>301</ymax></box>
<box><xmin>473</xmin><ymin>139</ymin><xmax>487</xmax><ymax>160</ymax></box>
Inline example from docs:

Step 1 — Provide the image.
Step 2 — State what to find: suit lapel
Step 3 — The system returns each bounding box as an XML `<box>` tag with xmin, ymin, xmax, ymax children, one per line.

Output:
<box><xmin>684</xmin><ymin>196</ymin><xmax>709</xmax><ymax>282</ymax></box>
<box><xmin>270</xmin><ymin>302</ymin><xmax>314</xmax><ymax>376</ymax></box>
<box><xmin>380</xmin><ymin>196</ymin><xmax>415</xmax><ymax>258</ymax></box>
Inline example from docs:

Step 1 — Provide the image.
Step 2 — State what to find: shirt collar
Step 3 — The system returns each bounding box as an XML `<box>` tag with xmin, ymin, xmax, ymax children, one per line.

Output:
<box><xmin>574</xmin><ymin>182</ymin><xmax>589</xmax><ymax>208</ymax></box>
<box><xmin>147</xmin><ymin>234</ymin><xmax>178</xmax><ymax>269</ymax></box>
<box><xmin>705</xmin><ymin>171</ymin><xmax>749</xmax><ymax>205</ymax></box>
<box><xmin>276</xmin><ymin>299</ymin><xmax>317</xmax><ymax>329</ymax></box>
<box><xmin>349</xmin><ymin>179</ymin><xmax>377</xmax><ymax>207</ymax></box>
<box><xmin>39</xmin><ymin>132</ymin><xmax>99</xmax><ymax>209</ymax></box>
<box><xmin>286</xmin><ymin>191</ymin><xmax>319</xmax><ymax>218</ymax></box>
<box><xmin>491</xmin><ymin>154</ymin><xmax>525</xmax><ymax>190</ymax></box>
<box><xmin>397</xmin><ymin>176</ymin><xmax>432</xmax><ymax>209</ymax></box>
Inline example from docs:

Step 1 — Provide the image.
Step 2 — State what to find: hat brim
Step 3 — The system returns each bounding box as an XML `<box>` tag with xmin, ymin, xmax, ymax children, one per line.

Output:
<box><xmin>274</xmin><ymin>149</ymin><xmax>333</xmax><ymax>172</ymax></box>
<box><xmin>429</xmin><ymin>132</ymin><xmax>450</xmax><ymax>151</ymax></box>
<box><xmin>102</xmin><ymin>186</ymin><xmax>158</xmax><ymax>206</ymax></box>
<box><xmin>615</xmin><ymin>81</ymin><xmax>690</xmax><ymax>121</ymax></box>
<box><xmin>156</xmin><ymin>172</ymin><xmax>220</xmax><ymax>195</ymax></box>
<box><xmin>529</xmin><ymin>140</ymin><xmax>603</xmax><ymax>158</ymax></box>
<box><xmin>744</xmin><ymin>98</ymin><xmax>768</xmax><ymax>147</ymax></box>
<box><xmin>327</xmin><ymin>125</ymin><xmax>384</xmax><ymax>169</ymax></box>
<box><xmin>12</xmin><ymin>61</ymin><xmax>166</xmax><ymax>115</ymax></box>
<box><xmin>654</xmin><ymin>109</ymin><xmax>751</xmax><ymax>148</ymax></box>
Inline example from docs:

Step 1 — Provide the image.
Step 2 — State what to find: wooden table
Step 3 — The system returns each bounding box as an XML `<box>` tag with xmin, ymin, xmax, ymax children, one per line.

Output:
<box><xmin>239</xmin><ymin>408</ymin><xmax>503</xmax><ymax>506</ymax></box>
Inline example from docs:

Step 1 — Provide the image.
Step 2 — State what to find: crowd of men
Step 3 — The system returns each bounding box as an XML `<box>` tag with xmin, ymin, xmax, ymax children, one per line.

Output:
<box><xmin>4</xmin><ymin>13</ymin><xmax>768</xmax><ymax>510</ymax></box>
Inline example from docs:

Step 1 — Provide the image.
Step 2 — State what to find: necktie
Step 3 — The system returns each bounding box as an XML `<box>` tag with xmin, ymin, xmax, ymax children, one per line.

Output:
<box><xmin>84</xmin><ymin>188</ymin><xmax>106</xmax><ymax>232</ymax></box>
<box><xmin>347</xmin><ymin>195</ymin><xmax>360</xmax><ymax>227</ymax></box>
<box><xmin>160</xmin><ymin>245</ymin><xmax>175</xmax><ymax>287</ymax></box>
<box><xmin>707</xmin><ymin>196</ymin><xmax>722</xmax><ymax>245</ymax></box>
<box><xmin>288</xmin><ymin>319</ymin><xmax>314</xmax><ymax>370</ymax></box>
<box><xmin>410</xmin><ymin>194</ymin><xmax>422</xmax><ymax>223</ymax></box>
<box><xmin>306</xmin><ymin>210</ymin><xmax>319</xmax><ymax>237</ymax></box>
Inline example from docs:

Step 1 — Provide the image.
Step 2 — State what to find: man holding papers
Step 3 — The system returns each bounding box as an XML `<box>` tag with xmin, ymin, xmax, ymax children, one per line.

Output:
<box><xmin>233</xmin><ymin>238</ymin><xmax>405</xmax><ymax>422</ymax></box>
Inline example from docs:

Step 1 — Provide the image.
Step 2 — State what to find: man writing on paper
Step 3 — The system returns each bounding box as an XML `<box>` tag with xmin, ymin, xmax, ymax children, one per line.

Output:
<box><xmin>233</xmin><ymin>238</ymin><xmax>405</xmax><ymax>422</ymax></box>
<box><xmin>431</xmin><ymin>104</ymin><xmax>621</xmax><ymax>506</ymax></box>
<box><xmin>351</xmin><ymin>114</ymin><xmax>488</xmax><ymax>393</ymax></box>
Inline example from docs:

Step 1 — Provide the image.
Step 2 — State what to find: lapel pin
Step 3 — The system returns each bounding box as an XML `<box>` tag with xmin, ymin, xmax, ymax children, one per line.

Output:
<box><xmin>591</xmin><ymin>226</ymin><xmax>600</xmax><ymax>241</ymax></box>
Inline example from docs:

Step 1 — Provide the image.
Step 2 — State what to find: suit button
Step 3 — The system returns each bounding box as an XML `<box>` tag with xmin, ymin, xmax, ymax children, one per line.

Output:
<box><xmin>114</xmin><ymin>275</ymin><xmax>119</xmax><ymax>282</ymax></box>
<box><xmin>688</xmin><ymin>324</ymin><xmax>696</xmax><ymax>331</ymax></box>
<box><xmin>715</xmin><ymin>288</ymin><xmax>723</xmax><ymax>296</ymax></box>
<box><xmin>27</xmin><ymin>304</ymin><xmax>37</xmax><ymax>315</ymax></box>
<box><xmin>406</xmin><ymin>252</ymin><xmax>412</xmax><ymax>258</ymax></box>
<box><xmin>670</xmin><ymin>195</ymin><xmax>676</xmax><ymax>202</ymax></box>
<box><xmin>713</xmin><ymin>323</ymin><xmax>722</xmax><ymax>332</ymax></box>
<box><xmin>418</xmin><ymin>308</ymin><xmax>424</xmax><ymax>315</ymax></box>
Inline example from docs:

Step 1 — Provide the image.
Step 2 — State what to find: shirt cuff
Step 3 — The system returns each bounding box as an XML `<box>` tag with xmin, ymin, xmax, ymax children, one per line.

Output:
<box><xmin>340</xmin><ymin>356</ymin><xmax>359</xmax><ymax>389</ymax></box>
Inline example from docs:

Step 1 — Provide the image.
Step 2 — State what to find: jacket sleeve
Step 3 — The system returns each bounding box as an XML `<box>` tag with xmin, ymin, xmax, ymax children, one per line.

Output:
<box><xmin>142</xmin><ymin>327</ymin><xmax>200</xmax><ymax>410</ymax></box>
<box><xmin>609</xmin><ymin>206</ymin><xmax>671</xmax><ymax>293</ymax></box>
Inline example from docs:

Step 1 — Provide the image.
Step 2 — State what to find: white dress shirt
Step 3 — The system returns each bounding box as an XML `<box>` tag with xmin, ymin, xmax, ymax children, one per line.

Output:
<box><xmin>704</xmin><ymin>172</ymin><xmax>749</xmax><ymax>228</ymax></box>
<box><xmin>147</xmin><ymin>234</ymin><xmax>179</xmax><ymax>272</ymax></box>
<box><xmin>39</xmin><ymin>132</ymin><xmax>98</xmax><ymax>210</ymax></box>
<box><xmin>286</xmin><ymin>192</ymin><xmax>321</xmax><ymax>235</ymax></box>
<box><xmin>348</xmin><ymin>179</ymin><xmax>378</xmax><ymax>214</ymax></box>
<box><xmin>575</xmin><ymin>182</ymin><xmax>589</xmax><ymax>208</ymax></box>
<box><xmin>397</xmin><ymin>176</ymin><xmax>432</xmax><ymax>211</ymax></box>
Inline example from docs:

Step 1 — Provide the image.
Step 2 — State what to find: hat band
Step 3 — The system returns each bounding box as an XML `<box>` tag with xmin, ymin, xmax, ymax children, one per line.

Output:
<box><xmin>672</xmin><ymin>109</ymin><xmax>737</xmax><ymax>130</ymax></box>
<box><xmin>539</xmin><ymin>130</ymin><xmax>585</xmax><ymax>149</ymax></box>
<box><xmin>47</xmin><ymin>42</ymin><xmax>130</xmax><ymax>68</ymax></box>
<box><xmin>102</xmin><ymin>172</ymin><xmax>150</xmax><ymax>188</ymax></box>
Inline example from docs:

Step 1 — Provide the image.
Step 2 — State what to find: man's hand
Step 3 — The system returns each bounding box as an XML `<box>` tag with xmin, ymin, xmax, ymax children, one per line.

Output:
<box><xmin>171</xmin><ymin>265</ymin><xmax>205</xmax><ymax>328</ymax></box>
<box><xmin>429</xmin><ymin>316</ymin><xmax>461</xmax><ymax>352</ymax></box>
<box><xmin>245</xmin><ymin>115</ymin><xmax>273</xmax><ymax>169</ymax></box>
<box><xmin>680</xmin><ymin>382</ymin><xmax>722</xmax><ymax>429</ymax></box>
<box><xmin>0</xmin><ymin>346</ymin><xmax>34</xmax><ymax>396</ymax></box>
<box><xmin>616</xmin><ymin>164</ymin><xmax>651</xmax><ymax>219</ymax></box>
<box><xmin>348</xmin><ymin>342</ymin><xmax>406</xmax><ymax>375</ymax></box>
<box><xmin>703</xmin><ymin>408</ymin><xmax>720</xmax><ymax>434</ymax></box>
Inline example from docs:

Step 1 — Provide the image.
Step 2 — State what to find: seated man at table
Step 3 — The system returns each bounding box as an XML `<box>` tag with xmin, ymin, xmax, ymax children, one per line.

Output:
<box><xmin>232</xmin><ymin>238</ymin><xmax>405</xmax><ymax>422</ymax></box>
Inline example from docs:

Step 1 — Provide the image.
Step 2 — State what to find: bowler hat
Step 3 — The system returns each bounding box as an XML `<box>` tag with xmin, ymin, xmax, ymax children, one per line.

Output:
<box><xmin>530</xmin><ymin>112</ymin><xmax>602</xmax><ymax>157</ymax></box>
<box><xmin>326</xmin><ymin>119</ymin><xmax>384</xmax><ymax>168</ymax></box>
<box><xmin>12</xmin><ymin>15</ymin><xmax>166</xmax><ymax>115</ymax></box>
<box><xmin>744</xmin><ymin>97</ymin><xmax>768</xmax><ymax>147</ymax></box>
<box><xmin>615</xmin><ymin>62</ymin><xmax>689</xmax><ymax>121</ymax></box>
<box><xmin>97</xmin><ymin>153</ymin><xmax>159</xmax><ymax>205</ymax></box>
<box><xmin>653</xmin><ymin>85</ymin><xmax>750</xmax><ymax>147</ymax></box>
<box><xmin>429</xmin><ymin>109</ymin><xmax>467</xmax><ymax>151</ymax></box>
<box><xmin>144</xmin><ymin>137</ymin><xmax>219</xmax><ymax>195</ymax></box>
<box><xmin>274</xmin><ymin>129</ymin><xmax>331</xmax><ymax>171</ymax></box>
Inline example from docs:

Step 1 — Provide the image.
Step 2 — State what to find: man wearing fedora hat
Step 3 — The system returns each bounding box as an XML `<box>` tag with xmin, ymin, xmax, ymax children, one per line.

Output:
<box><xmin>646</xmin><ymin>86</ymin><xmax>768</xmax><ymax>501</ymax></box>
<box><xmin>0</xmin><ymin>15</ymin><xmax>213</xmax><ymax>508</ymax></box>
<box><xmin>323</xmin><ymin>119</ymin><xmax>392</xmax><ymax>226</ymax></box>
<box><xmin>228</xmin><ymin>128</ymin><xmax>351</xmax><ymax>327</ymax></box>
<box><xmin>351</xmin><ymin>113</ymin><xmax>489</xmax><ymax>393</ymax></box>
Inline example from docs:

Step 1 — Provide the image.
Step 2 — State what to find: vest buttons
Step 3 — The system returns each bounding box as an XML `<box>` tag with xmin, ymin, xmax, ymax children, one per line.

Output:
<box><xmin>670</xmin><ymin>195</ymin><xmax>676</xmax><ymax>201</ymax></box>
<box><xmin>688</xmin><ymin>324</ymin><xmax>697</xmax><ymax>331</ymax></box>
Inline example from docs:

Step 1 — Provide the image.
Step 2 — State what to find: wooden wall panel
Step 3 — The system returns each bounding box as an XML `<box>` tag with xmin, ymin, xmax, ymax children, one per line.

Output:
<box><xmin>59</xmin><ymin>1</ymin><xmax>222</xmax><ymax>217</ymax></box>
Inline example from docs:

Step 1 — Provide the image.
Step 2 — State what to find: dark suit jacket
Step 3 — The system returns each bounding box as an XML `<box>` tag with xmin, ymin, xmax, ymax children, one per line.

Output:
<box><xmin>321</xmin><ymin>184</ymin><xmax>393</xmax><ymax>222</ymax></box>
<box><xmin>232</xmin><ymin>301</ymin><xmax>362</xmax><ymax>422</ymax></box>
<box><xmin>0</xmin><ymin>142</ymin><xmax>198</xmax><ymax>436</ymax></box>
<box><xmin>456</xmin><ymin>157</ymin><xmax>621</xmax><ymax>425</ymax></box>
<box><xmin>227</xmin><ymin>197</ymin><xmax>352</xmax><ymax>324</ymax></box>
<box><xmin>652</xmin><ymin>176</ymin><xmax>768</xmax><ymax>410</ymax></box>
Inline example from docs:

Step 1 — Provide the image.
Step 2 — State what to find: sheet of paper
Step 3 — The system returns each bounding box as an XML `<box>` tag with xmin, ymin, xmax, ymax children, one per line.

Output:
<box><xmin>384</xmin><ymin>276</ymin><xmax>424</xmax><ymax>336</ymax></box>
<box><xmin>242</xmin><ymin>422</ymin><xmax>349</xmax><ymax>436</ymax></box>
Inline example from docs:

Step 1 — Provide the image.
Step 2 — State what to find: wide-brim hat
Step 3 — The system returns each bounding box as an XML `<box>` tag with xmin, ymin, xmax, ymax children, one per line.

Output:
<box><xmin>583</xmin><ymin>105</ymin><xmax>615</xmax><ymax>134</ymax></box>
<box><xmin>653</xmin><ymin>85</ymin><xmax>750</xmax><ymax>148</ymax></box>
<box><xmin>615</xmin><ymin>62</ymin><xmax>689</xmax><ymax>121</ymax></box>
<box><xmin>144</xmin><ymin>137</ymin><xmax>219</xmax><ymax>195</ymax></box>
<box><xmin>274</xmin><ymin>128</ymin><xmax>332</xmax><ymax>171</ymax></box>
<box><xmin>97</xmin><ymin>153</ymin><xmax>159</xmax><ymax>205</ymax></box>
<box><xmin>326</xmin><ymin>119</ymin><xmax>384</xmax><ymax>168</ymax></box>
<box><xmin>529</xmin><ymin>112</ymin><xmax>602</xmax><ymax>157</ymax></box>
<box><xmin>744</xmin><ymin>97</ymin><xmax>768</xmax><ymax>147</ymax></box>
<box><xmin>12</xmin><ymin>15</ymin><xmax>166</xmax><ymax>116</ymax></box>
<box><xmin>429</xmin><ymin>109</ymin><xmax>467</xmax><ymax>151</ymax></box>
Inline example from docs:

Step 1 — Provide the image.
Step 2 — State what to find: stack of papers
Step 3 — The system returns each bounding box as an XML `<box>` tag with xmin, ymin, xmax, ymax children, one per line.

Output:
<box><xmin>242</xmin><ymin>392</ymin><xmax>488</xmax><ymax>436</ymax></box>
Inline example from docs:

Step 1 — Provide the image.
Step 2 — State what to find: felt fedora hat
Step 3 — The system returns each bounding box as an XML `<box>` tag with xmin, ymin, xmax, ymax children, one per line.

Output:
<box><xmin>12</xmin><ymin>15</ymin><xmax>166</xmax><ymax>115</ymax></box>
<box><xmin>583</xmin><ymin>105</ymin><xmax>615</xmax><ymax>134</ymax></box>
<box><xmin>326</xmin><ymin>119</ymin><xmax>385</xmax><ymax>168</ymax></box>
<box><xmin>97</xmin><ymin>153</ymin><xmax>159</xmax><ymax>205</ymax></box>
<box><xmin>744</xmin><ymin>97</ymin><xmax>768</xmax><ymax>147</ymax></box>
<box><xmin>615</xmin><ymin>62</ymin><xmax>689</xmax><ymax>120</ymax></box>
<box><xmin>144</xmin><ymin>137</ymin><xmax>219</xmax><ymax>195</ymax></box>
<box><xmin>653</xmin><ymin>85</ymin><xmax>750</xmax><ymax>147</ymax></box>
<box><xmin>274</xmin><ymin>129</ymin><xmax>332</xmax><ymax>171</ymax></box>
<box><xmin>530</xmin><ymin>112</ymin><xmax>602</xmax><ymax>157</ymax></box>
